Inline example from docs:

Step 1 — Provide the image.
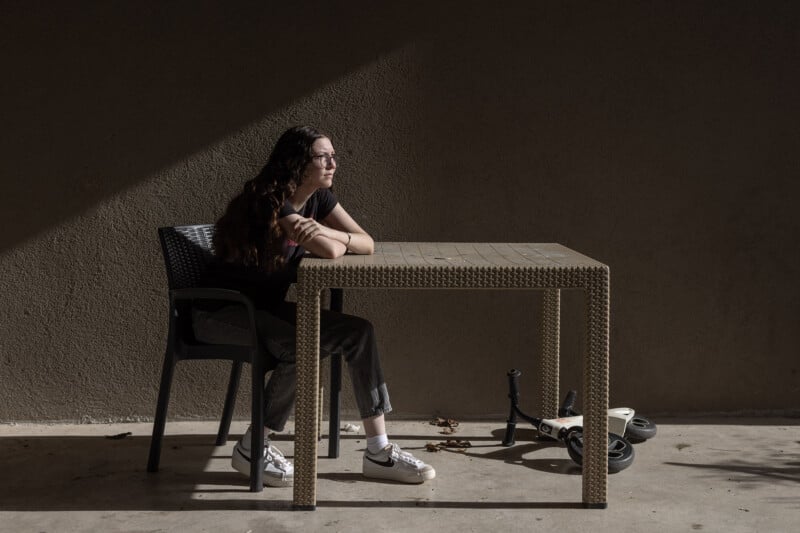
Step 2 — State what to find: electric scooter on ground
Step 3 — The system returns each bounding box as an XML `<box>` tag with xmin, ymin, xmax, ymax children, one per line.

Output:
<box><xmin>501</xmin><ymin>369</ymin><xmax>657</xmax><ymax>473</ymax></box>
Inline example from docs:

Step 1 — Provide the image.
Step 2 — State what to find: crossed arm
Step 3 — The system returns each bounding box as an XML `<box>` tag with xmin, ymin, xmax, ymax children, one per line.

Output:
<box><xmin>278</xmin><ymin>204</ymin><xmax>375</xmax><ymax>259</ymax></box>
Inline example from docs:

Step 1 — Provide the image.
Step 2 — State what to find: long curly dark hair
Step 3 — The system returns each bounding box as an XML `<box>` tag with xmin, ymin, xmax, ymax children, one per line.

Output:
<box><xmin>213</xmin><ymin>125</ymin><xmax>326</xmax><ymax>271</ymax></box>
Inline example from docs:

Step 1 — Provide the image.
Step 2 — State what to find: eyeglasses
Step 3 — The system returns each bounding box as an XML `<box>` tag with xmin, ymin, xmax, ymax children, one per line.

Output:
<box><xmin>311</xmin><ymin>153</ymin><xmax>338</xmax><ymax>167</ymax></box>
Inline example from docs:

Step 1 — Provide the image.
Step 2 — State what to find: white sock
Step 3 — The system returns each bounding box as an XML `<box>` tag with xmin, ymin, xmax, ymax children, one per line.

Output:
<box><xmin>367</xmin><ymin>434</ymin><xmax>389</xmax><ymax>454</ymax></box>
<box><xmin>240</xmin><ymin>426</ymin><xmax>272</xmax><ymax>451</ymax></box>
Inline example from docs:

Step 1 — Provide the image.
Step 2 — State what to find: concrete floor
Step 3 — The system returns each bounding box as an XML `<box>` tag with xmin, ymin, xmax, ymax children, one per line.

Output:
<box><xmin>0</xmin><ymin>419</ymin><xmax>797</xmax><ymax>533</ymax></box>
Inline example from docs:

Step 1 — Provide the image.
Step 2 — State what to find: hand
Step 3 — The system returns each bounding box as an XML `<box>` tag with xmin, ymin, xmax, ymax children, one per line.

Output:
<box><xmin>292</xmin><ymin>217</ymin><xmax>325</xmax><ymax>244</ymax></box>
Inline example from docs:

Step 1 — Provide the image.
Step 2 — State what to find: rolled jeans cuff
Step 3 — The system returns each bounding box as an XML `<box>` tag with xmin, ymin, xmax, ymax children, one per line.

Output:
<box><xmin>356</xmin><ymin>383</ymin><xmax>392</xmax><ymax>419</ymax></box>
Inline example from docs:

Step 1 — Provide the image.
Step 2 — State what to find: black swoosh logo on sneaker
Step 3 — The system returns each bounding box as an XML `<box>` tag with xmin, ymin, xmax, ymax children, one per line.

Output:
<box><xmin>235</xmin><ymin>447</ymin><xmax>252</xmax><ymax>462</ymax></box>
<box><xmin>366</xmin><ymin>455</ymin><xmax>395</xmax><ymax>468</ymax></box>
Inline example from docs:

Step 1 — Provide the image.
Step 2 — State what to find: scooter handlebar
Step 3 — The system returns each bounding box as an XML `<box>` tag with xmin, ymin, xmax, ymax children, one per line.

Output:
<box><xmin>559</xmin><ymin>390</ymin><xmax>578</xmax><ymax>417</ymax></box>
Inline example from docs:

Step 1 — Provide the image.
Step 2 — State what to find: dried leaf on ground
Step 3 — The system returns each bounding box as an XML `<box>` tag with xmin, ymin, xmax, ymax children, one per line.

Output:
<box><xmin>430</xmin><ymin>417</ymin><xmax>460</xmax><ymax>427</ymax></box>
<box><xmin>426</xmin><ymin>439</ymin><xmax>473</xmax><ymax>452</ymax></box>
<box><xmin>430</xmin><ymin>417</ymin><xmax>460</xmax><ymax>433</ymax></box>
<box><xmin>425</xmin><ymin>443</ymin><xmax>441</xmax><ymax>452</ymax></box>
<box><xmin>441</xmin><ymin>439</ymin><xmax>472</xmax><ymax>448</ymax></box>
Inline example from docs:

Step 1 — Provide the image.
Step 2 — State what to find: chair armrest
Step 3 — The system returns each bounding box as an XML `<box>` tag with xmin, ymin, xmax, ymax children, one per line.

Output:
<box><xmin>170</xmin><ymin>288</ymin><xmax>256</xmax><ymax>312</ymax></box>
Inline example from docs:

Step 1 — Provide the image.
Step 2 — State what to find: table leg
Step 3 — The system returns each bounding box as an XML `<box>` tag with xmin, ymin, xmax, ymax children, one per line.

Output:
<box><xmin>582</xmin><ymin>269</ymin><xmax>610</xmax><ymax>508</ymax></box>
<box><xmin>293</xmin><ymin>283</ymin><xmax>321</xmax><ymax>510</ymax></box>
<box><xmin>541</xmin><ymin>289</ymin><xmax>561</xmax><ymax>419</ymax></box>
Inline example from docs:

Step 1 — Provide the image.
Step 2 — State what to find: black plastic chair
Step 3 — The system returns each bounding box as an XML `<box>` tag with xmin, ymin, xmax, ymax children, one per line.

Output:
<box><xmin>147</xmin><ymin>224</ymin><xmax>343</xmax><ymax>492</ymax></box>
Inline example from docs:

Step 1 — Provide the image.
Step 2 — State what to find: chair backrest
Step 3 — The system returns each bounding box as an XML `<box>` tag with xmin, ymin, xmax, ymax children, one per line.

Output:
<box><xmin>158</xmin><ymin>225</ymin><xmax>216</xmax><ymax>290</ymax></box>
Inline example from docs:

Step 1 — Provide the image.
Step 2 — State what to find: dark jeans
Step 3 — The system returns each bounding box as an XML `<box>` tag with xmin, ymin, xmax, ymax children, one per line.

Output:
<box><xmin>192</xmin><ymin>301</ymin><xmax>392</xmax><ymax>431</ymax></box>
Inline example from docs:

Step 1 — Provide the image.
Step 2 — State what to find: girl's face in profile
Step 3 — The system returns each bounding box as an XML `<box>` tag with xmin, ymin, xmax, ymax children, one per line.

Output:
<box><xmin>303</xmin><ymin>137</ymin><xmax>337</xmax><ymax>189</ymax></box>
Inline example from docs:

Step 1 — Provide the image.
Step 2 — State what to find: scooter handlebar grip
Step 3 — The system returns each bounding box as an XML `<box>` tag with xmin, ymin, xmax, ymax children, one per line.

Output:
<box><xmin>559</xmin><ymin>390</ymin><xmax>577</xmax><ymax>416</ymax></box>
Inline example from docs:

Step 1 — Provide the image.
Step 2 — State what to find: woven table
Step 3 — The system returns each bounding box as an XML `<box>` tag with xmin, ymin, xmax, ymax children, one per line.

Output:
<box><xmin>293</xmin><ymin>242</ymin><xmax>610</xmax><ymax>509</ymax></box>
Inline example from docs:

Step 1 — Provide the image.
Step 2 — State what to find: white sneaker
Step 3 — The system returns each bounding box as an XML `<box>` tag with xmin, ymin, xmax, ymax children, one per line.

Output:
<box><xmin>363</xmin><ymin>443</ymin><xmax>436</xmax><ymax>484</ymax></box>
<box><xmin>231</xmin><ymin>428</ymin><xmax>293</xmax><ymax>487</ymax></box>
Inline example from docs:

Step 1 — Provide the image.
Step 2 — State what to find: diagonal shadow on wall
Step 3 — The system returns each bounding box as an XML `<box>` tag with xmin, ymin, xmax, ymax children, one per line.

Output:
<box><xmin>0</xmin><ymin>1</ymin><xmax>454</xmax><ymax>252</ymax></box>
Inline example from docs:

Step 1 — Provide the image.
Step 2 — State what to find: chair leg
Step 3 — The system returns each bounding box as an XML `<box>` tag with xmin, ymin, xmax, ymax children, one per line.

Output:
<box><xmin>216</xmin><ymin>361</ymin><xmax>243</xmax><ymax>446</ymax></box>
<box><xmin>329</xmin><ymin>288</ymin><xmax>344</xmax><ymax>313</ymax></box>
<box><xmin>328</xmin><ymin>288</ymin><xmax>344</xmax><ymax>458</ymax></box>
<box><xmin>147</xmin><ymin>352</ymin><xmax>176</xmax><ymax>473</ymax></box>
<box><xmin>250</xmin><ymin>356</ymin><xmax>265</xmax><ymax>492</ymax></box>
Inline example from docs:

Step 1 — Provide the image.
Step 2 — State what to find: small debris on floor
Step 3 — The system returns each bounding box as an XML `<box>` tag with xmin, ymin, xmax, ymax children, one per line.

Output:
<box><xmin>442</xmin><ymin>439</ymin><xmax>471</xmax><ymax>448</ymax></box>
<box><xmin>342</xmin><ymin>423</ymin><xmax>361</xmax><ymax>432</ymax></box>
<box><xmin>430</xmin><ymin>417</ymin><xmax>460</xmax><ymax>434</ymax></box>
<box><xmin>105</xmin><ymin>432</ymin><xmax>132</xmax><ymax>440</ymax></box>
<box><xmin>676</xmin><ymin>443</ymin><xmax>691</xmax><ymax>451</ymax></box>
<box><xmin>425</xmin><ymin>439</ymin><xmax>472</xmax><ymax>452</ymax></box>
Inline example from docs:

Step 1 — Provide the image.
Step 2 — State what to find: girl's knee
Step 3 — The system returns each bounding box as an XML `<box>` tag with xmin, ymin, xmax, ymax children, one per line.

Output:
<box><xmin>351</xmin><ymin>316</ymin><xmax>375</xmax><ymax>339</ymax></box>
<box><xmin>348</xmin><ymin>316</ymin><xmax>375</xmax><ymax>339</ymax></box>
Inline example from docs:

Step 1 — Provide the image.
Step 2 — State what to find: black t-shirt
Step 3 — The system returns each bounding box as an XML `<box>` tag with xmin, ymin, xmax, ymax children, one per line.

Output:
<box><xmin>202</xmin><ymin>188</ymin><xmax>338</xmax><ymax>309</ymax></box>
<box><xmin>278</xmin><ymin>187</ymin><xmax>338</xmax><ymax>265</ymax></box>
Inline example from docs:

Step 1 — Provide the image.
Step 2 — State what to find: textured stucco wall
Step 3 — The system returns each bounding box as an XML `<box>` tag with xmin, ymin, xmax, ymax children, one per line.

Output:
<box><xmin>1</xmin><ymin>2</ymin><xmax>798</xmax><ymax>423</ymax></box>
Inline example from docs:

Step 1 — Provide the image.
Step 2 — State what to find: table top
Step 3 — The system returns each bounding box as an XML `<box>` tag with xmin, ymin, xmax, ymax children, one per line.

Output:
<box><xmin>299</xmin><ymin>242</ymin><xmax>606</xmax><ymax>270</ymax></box>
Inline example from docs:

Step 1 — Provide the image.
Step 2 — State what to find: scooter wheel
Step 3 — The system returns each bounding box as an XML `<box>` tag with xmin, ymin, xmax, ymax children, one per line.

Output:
<box><xmin>565</xmin><ymin>427</ymin><xmax>635</xmax><ymax>473</ymax></box>
<box><xmin>625</xmin><ymin>415</ymin><xmax>657</xmax><ymax>442</ymax></box>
